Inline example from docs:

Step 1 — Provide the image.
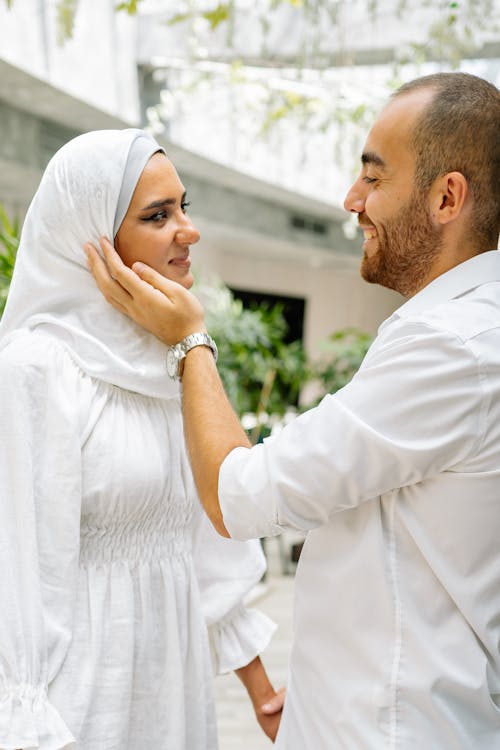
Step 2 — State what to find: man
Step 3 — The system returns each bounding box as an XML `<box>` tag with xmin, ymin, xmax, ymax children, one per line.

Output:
<box><xmin>86</xmin><ymin>72</ymin><xmax>500</xmax><ymax>748</ymax></box>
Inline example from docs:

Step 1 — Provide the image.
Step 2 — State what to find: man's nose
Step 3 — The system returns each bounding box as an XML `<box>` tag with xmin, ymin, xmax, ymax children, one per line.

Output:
<box><xmin>343</xmin><ymin>179</ymin><xmax>366</xmax><ymax>214</ymax></box>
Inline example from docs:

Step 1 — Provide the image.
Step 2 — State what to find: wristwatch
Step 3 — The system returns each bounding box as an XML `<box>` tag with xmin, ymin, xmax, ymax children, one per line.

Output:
<box><xmin>166</xmin><ymin>332</ymin><xmax>218</xmax><ymax>380</ymax></box>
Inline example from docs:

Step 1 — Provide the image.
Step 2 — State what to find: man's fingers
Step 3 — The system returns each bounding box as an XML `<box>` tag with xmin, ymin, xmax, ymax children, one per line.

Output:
<box><xmin>85</xmin><ymin>242</ymin><xmax>134</xmax><ymax>309</ymax></box>
<box><xmin>132</xmin><ymin>260</ymin><xmax>183</xmax><ymax>301</ymax></box>
<box><xmin>85</xmin><ymin>237</ymin><xmax>206</xmax><ymax>344</ymax></box>
<box><xmin>98</xmin><ymin>236</ymin><xmax>124</xmax><ymax>276</ymax></box>
<box><xmin>261</xmin><ymin>687</ymin><xmax>286</xmax><ymax>715</ymax></box>
<box><xmin>97</xmin><ymin>237</ymin><xmax>151</xmax><ymax>298</ymax></box>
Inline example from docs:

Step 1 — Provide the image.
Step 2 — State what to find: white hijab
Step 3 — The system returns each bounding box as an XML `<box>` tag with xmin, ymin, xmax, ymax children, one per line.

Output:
<box><xmin>0</xmin><ymin>128</ymin><xmax>180</xmax><ymax>399</ymax></box>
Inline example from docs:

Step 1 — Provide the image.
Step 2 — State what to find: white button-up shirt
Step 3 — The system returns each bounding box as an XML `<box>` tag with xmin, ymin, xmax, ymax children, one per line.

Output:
<box><xmin>219</xmin><ymin>250</ymin><xmax>500</xmax><ymax>749</ymax></box>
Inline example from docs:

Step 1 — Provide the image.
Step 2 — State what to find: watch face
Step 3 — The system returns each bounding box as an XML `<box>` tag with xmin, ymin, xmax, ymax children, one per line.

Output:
<box><xmin>166</xmin><ymin>346</ymin><xmax>179</xmax><ymax>379</ymax></box>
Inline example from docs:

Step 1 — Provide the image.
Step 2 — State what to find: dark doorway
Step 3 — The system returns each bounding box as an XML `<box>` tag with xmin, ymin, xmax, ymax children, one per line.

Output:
<box><xmin>229</xmin><ymin>288</ymin><xmax>306</xmax><ymax>344</ymax></box>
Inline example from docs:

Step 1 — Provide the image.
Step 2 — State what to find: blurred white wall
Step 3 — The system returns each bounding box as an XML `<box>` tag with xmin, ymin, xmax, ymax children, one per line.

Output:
<box><xmin>0</xmin><ymin>0</ymin><xmax>140</xmax><ymax>123</ymax></box>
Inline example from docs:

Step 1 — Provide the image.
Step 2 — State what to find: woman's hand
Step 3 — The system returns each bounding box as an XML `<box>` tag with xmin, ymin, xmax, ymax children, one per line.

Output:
<box><xmin>234</xmin><ymin>656</ymin><xmax>285</xmax><ymax>743</ymax></box>
<box><xmin>84</xmin><ymin>237</ymin><xmax>206</xmax><ymax>346</ymax></box>
<box><xmin>256</xmin><ymin>686</ymin><xmax>286</xmax><ymax>742</ymax></box>
<box><xmin>261</xmin><ymin>686</ymin><xmax>286</xmax><ymax>715</ymax></box>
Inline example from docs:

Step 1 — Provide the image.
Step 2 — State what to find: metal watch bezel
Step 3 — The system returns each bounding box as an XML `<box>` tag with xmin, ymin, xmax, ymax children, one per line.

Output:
<box><xmin>166</xmin><ymin>344</ymin><xmax>182</xmax><ymax>379</ymax></box>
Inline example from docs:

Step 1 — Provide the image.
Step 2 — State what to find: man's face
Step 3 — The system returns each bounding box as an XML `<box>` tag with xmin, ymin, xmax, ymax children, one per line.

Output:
<box><xmin>344</xmin><ymin>90</ymin><xmax>443</xmax><ymax>297</ymax></box>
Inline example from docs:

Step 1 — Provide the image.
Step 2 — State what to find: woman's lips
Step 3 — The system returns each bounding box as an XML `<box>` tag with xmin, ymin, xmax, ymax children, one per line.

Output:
<box><xmin>169</xmin><ymin>256</ymin><xmax>191</xmax><ymax>268</ymax></box>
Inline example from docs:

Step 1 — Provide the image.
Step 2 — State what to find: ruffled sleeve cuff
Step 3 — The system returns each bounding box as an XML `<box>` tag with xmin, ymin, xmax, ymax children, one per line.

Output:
<box><xmin>208</xmin><ymin>603</ymin><xmax>277</xmax><ymax>675</ymax></box>
<box><xmin>0</xmin><ymin>685</ymin><xmax>75</xmax><ymax>750</ymax></box>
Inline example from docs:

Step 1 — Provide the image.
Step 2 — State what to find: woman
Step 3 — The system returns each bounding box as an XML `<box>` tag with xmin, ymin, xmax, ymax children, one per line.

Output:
<box><xmin>0</xmin><ymin>129</ymin><xmax>279</xmax><ymax>749</ymax></box>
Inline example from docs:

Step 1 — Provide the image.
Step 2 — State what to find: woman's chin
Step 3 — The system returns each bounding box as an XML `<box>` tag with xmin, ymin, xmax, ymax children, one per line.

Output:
<box><xmin>165</xmin><ymin>269</ymin><xmax>194</xmax><ymax>290</ymax></box>
<box><xmin>181</xmin><ymin>275</ymin><xmax>195</xmax><ymax>290</ymax></box>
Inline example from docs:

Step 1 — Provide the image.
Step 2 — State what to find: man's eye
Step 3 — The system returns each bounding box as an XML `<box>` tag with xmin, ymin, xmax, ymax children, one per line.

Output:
<box><xmin>181</xmin><ymin>201</ymin><xmax>191</xmax><ymax>213</ymax></box>
<box><xmin>363</xmin><ymin>176</ymin><xmax>377</xmax><ymax>184</ymax></box>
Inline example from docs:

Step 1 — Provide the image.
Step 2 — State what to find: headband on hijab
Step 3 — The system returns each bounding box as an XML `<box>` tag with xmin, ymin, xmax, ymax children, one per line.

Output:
<box><xmin>0</xmin><ymin>128</ymin><xmax>180</xmax><ymax>399</ymax></box>
<box><xmin>114</xmin><ymin>133</ymin><xmax>164</xmax><ymax>236</ymax></box>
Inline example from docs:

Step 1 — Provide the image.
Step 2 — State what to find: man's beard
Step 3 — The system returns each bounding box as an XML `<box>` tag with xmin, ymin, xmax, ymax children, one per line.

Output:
<box><xmin>360</xmin><ymin>190</ymin><xmax>444</xmax><ymax>297</ymax></box>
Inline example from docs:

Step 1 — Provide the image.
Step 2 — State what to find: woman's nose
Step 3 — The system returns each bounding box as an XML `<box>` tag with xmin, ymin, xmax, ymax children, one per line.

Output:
<box><xmin>343</xmin><ymin>178</ymin><xmax>366</xmax><ymax>214</ymax></box>
<box><xmin>176</xmin><ymin>218</ymin><xmax>200</xmax><ymax>245</ymax></box>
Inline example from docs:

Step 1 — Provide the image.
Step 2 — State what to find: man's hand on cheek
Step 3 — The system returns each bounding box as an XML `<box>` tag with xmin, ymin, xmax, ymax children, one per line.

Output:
<box><xmin>84</xmin><ymin>237</ymin><xmax>207</xmax><ymax>346</ymax></box>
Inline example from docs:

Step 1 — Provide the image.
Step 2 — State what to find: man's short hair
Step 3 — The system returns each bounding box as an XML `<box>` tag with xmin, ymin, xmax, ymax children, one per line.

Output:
<box><xmin>393</xmin><ymin>72</ymin><xmax>500</xmax><ymax>250</ymax></box>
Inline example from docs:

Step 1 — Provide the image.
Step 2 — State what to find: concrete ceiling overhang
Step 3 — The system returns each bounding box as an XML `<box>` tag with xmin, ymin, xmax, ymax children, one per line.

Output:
<box><xmin>0</xmin><ymin>58</ymin><xmax>129</xmax><ymax>133</ymax></box>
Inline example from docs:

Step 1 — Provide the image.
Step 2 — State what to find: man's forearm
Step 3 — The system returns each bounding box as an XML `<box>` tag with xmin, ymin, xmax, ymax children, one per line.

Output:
<box><xmin>181</xmin><ymin>345</ymin><xmax>250</xmax><ymax>536</ymax></box>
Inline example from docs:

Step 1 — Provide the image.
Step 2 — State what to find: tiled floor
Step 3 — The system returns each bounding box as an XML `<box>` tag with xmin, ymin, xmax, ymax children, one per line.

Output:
<box><xmin>215</xmin><ymin>535</ymin><xmax>298</xmax><ymax>749</ymax></box>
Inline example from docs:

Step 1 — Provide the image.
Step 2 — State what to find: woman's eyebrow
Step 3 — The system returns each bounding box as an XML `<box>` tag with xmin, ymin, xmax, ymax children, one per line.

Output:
<box><xmin>140</xmin><ymin>198</ymin><xmax>175</xmax><ymax>211</ymax></box>
<box><xmin>140</xmin><ymin>192</ymin><xmax>187</xmax><ymax>211</ymax></box>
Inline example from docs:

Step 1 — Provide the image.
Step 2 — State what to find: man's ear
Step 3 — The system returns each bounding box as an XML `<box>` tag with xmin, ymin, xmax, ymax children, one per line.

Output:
<box><xmin>429</xmin><ymin>171</ymin><xmax>469</xmax><ymax>226</ymax></box>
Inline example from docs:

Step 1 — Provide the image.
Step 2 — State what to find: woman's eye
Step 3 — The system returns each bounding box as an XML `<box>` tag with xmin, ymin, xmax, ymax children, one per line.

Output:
<box><xmin>142</xmin><ymin>210</ymin><xmax>168</xmax><ymax>223</ymax></box>
<box><xmin>181</xmin><ymin>201</ymin><xmax>191</xmax><ymax>214</ymax></box>
<box><xmin>152</xmin><ymin>210</ymin><xmax>168</xmax><ymax>222</ymax></box>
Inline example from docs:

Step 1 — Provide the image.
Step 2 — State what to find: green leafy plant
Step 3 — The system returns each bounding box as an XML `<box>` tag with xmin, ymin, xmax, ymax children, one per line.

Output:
<box><xmin>0</xmin><ymin>205</ymin><xmax>20</xmax><ymax>317</ymax></box>
<box><xmin>198</xmin><ymin>281</ymin><xmax>309</xmax><ymax>426</ymax></box>
<box><xmin>309</xmin><ymin>327</ymin><xmax>372</xmax><ymax>403</ymax></box>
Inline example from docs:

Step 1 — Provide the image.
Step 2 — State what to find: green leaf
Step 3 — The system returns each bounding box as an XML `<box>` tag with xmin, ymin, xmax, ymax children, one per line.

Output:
<box><xmin>115</xmin><ymin>0</ymin><xmax>145</xmax><ymax>14</ymax></box>
<box><xmin>202</xmin><ymin>3</ymin><xmax>231</xmax><ymax>31</ymax></box>
<box><xmin>56</xmin><ymin>0</ymin><xmax>78</xmax><ymax>44</ymax></box>
<box><xmin>166</xmin><ymin>11</ymin><xmax>193</xmax><ymax>26</ymax></box>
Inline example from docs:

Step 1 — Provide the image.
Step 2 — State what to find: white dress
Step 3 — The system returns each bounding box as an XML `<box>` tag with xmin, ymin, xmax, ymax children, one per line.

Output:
<box><xmin>0</xmin><ymin>330</ymin><xmax>275</xmax><ymax>750</ymax></box>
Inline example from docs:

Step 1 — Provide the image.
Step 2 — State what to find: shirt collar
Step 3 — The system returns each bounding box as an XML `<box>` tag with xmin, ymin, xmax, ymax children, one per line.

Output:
<box><xmin>383</xmin><ymin>250</ymin><xmax>500</xmax><ymax>326</ymax></box>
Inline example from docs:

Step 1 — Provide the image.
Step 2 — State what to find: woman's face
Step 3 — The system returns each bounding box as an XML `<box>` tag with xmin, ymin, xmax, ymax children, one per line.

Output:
<box><xmin>115</xmin><ymin>152</ymin><xmax>200</xmax><ymax>289</ymax></box>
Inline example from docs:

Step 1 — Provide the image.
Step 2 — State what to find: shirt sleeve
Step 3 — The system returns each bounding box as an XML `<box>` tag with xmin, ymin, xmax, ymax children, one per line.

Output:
<box><xmin>0</xmin><ymin>338</ymin><xmax>83</xmax><ymax>749</ymax></box>
<box><xmin>192</xmin><ymin>508</ymin><xmax>276</xmax><ymax>675</ymax></box>
<box><xmin>219</xmin><ymin>320</ymin><xmax>483</xmax><ymax>540</ymax></box>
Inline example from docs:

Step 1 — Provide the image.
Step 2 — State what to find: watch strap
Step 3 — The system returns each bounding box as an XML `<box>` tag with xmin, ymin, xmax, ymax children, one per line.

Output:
<box><xmin>167</xmin><ymin>331</ymin><xmax>218</xmax><ymax>380</ymax></box>
<box><xmin>179</xmin><ymin>332</ymin><xmax>218</xmax><ymax>362</ymax></box>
